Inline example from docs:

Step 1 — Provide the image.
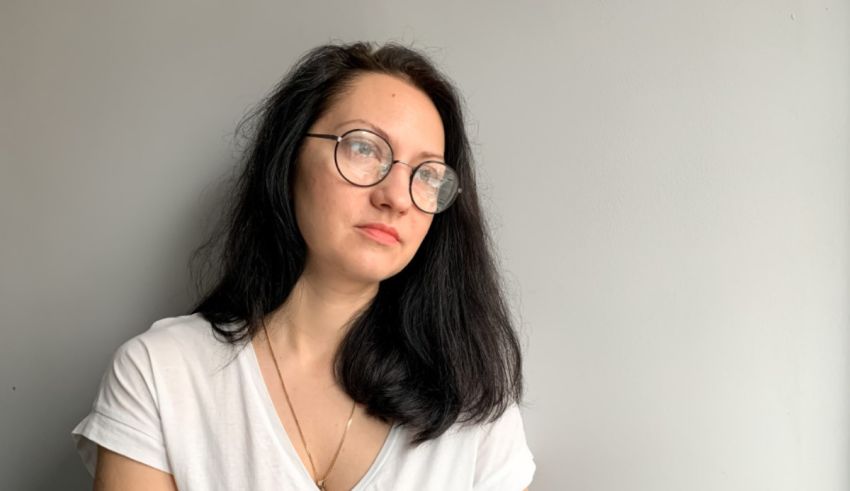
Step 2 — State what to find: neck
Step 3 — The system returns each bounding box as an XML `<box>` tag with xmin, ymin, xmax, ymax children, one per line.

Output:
<box><xmin>265</xmin><ymin>265</ymin><xmax>379</xmax><ymax>370</ymax></box>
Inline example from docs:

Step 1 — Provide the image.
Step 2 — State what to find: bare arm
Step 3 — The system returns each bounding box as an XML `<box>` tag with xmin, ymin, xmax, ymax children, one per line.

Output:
<box><xmin>93</xmin><ymin>445</ymin><xmax>178</xmax><ymax>491</ymax></box>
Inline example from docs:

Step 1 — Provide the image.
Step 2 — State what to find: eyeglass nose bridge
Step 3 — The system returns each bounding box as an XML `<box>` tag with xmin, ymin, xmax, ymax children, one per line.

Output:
<box><xmin>375</xmin><ymin>159</ymin><xmax>415</xmax><ymax>181</ymax></box>
<box><xmin>390</xmin><ymin>159</ymin><xmax>413</xmax><ymax>169</ymax></box>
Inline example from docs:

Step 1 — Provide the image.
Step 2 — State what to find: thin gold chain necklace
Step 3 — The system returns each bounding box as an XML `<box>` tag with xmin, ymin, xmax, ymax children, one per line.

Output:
<box><xmin>263</xmin><ymin>324</ymin><xmax>356</xmax><ymax>491</ymax></box>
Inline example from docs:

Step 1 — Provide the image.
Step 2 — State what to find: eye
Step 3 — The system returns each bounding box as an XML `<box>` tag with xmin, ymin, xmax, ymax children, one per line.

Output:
<box><xmin>415</xmin><ymin>164</ymin><xmax>445</xmax><ymax>187</ymax></box>
<box><xmin>343</xmin><ymin>135</ymin><xmax>386</xmax><ymax>163</ymax></box>
<box><xmin>347</xmin><ymin>138</ymin><xmax>382</xmax><ymax>160</ymax></box>
<box><xmin>418</xmin><ymin>168</ymin><xmax>435</xmax><ymax>182</ymax></box>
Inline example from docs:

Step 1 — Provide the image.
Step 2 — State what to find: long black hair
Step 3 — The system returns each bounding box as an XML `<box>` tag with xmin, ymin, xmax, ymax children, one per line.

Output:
<box><xmin>190</xmin><ymin>41</ymin><xmax>523</xmax><ymax>444</ymax></box>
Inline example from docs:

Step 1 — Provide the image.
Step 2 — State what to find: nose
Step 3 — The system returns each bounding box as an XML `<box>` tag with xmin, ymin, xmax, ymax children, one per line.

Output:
<box><xmin>370</xmin><ymin>160</ymin><xmax>414</xmax><ymax>213</ymax></box>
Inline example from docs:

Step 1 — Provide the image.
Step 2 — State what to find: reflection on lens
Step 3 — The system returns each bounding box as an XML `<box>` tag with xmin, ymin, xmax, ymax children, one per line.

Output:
<box><xmin>412</xmin><ymin>163</ymin><xmax>459</xmax><ymax>213</ymax></box>
<box><xmin>337</xmin><ymin>131</ymin><xmax>391</xmax><ymax>185</ymax></box>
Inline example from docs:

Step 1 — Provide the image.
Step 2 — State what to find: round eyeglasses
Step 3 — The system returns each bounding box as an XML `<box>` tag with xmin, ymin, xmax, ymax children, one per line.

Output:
<box><xmin>304</xmin><ymin>128</ymin><xmax>462</xmax><ymax>214</ymax></box>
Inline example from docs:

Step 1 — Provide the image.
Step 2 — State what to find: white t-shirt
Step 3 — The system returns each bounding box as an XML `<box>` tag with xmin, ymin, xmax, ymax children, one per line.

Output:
<box><xmin>71</xmin><ymin>313</ymin><xmax>536</xmax><ymax>490</ymax></box>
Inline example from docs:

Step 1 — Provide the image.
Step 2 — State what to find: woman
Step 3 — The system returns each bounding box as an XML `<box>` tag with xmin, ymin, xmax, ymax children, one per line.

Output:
<box><xmin>72</xmin><ymin>41</ymin><xmax>535</xmax><ymax>490</ymax></box>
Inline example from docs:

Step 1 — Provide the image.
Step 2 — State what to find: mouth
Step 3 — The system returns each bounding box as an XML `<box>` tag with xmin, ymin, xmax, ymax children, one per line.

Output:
<box><xmin>356</xmin><ymin>223</ymin><xmax>400</xmax><ymax>245</ymax></box>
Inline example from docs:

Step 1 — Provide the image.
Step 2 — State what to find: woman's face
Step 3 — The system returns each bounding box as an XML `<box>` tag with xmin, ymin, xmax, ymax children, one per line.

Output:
<box><xmin>293</xmin><ymin>72</ymin><xmax>445</xmax><ymax>286</ymax></box>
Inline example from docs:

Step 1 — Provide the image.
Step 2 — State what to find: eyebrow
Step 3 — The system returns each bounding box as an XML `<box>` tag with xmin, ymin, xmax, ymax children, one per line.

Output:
<box><xmin>334</xmin><ymin>118</ymin><xmax>445</xmax><ymax>162</ymax></box>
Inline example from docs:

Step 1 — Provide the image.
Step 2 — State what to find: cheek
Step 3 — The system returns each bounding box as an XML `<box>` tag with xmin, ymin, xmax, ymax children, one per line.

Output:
<box><xmin>293</xmin><ymin>164</ymin><xmax>334</xmax><ymax>241</ymax></box>
<box><xmin>293</xmin><ymin>164</ymin><xmax>360</xmax><ymax>247</ymax></box>
<box><xmin>409</xmin><ymin>216</ymin><xmax>434</xmax><ymax>250</ymax></box>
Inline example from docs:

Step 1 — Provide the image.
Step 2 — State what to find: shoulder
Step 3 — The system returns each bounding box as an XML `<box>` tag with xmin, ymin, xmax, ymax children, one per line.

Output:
<box><xmin>71</xmin><ymin>313</ymin><xmax>249</xmax><ymax>480</ymax></box>
<box><xmin>108</xmin><ymin>313</ymin><xmax>246</xmax><ymax>389</ymax></box>
<box><xmin>474</xmin><ymin>403</ymin><xmax>531</xmax><ymax>452</ymax></box>
<box><xmin>472</xmin><ymin>403</ymin><xmax>536</xmax><ymax>490</ymax></box>
<box><xmin>119</xmin><ymin>313</ymin><xmax>241</xmax><ymax>361</ymax></box>
<box><xmin>130</xmin><ymin>313</ymin><xmax>221</xmax><ymax>349</ymax></box>
<box><xmin>382</xmin><ymin>403</ymin><xmax>536</xmax><ymax>489</ymax></box>
<box><xmin>479</xmin><ymin>403</ymin><xmax>525</xmax><ymax>431</ymax></box>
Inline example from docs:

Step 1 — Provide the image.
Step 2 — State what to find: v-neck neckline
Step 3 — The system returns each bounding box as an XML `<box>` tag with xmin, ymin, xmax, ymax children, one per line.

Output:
<box><xmin>244</xmin><ymin>338</ymin><xmax>399</xmax><ymax>490</ymax></box>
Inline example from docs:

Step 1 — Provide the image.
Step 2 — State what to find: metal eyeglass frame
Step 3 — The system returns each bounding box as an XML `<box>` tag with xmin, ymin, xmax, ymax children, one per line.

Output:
<box><xmin>304</xmin><ymin>128</ymin><xmax>462</xmax><ymax>214</ymax></box>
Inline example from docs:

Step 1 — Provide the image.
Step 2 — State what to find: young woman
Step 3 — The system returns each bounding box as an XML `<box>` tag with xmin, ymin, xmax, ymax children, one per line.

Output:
<box><xmin>72</xmin><ymin>41</ymin><xmax>535</xmax><ymax>490</ymax></box>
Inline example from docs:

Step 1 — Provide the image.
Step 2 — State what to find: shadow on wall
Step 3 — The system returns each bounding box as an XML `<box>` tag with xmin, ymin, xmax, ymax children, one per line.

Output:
<box><xmin>57</xmin><ymin>154</ymin><xmax>239</xmax><ymax>490</ymax></box>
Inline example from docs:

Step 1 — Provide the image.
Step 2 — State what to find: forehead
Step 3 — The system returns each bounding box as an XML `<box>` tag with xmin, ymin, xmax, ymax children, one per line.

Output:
<box><xmin>320</xmin><ymin>72</ymin><xmax>445</xmax><ymax>154</ymax></box>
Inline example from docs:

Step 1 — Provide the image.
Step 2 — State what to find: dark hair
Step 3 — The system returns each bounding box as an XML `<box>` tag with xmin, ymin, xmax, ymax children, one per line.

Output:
<box><xmin>190</xmin><ymin>41</ymin><xmax>523</xmax><ymax>444</ymax></box>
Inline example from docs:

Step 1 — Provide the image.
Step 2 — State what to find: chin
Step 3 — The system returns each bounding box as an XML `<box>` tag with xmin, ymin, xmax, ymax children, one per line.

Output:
<box><xmin>343</xmin><ymin>256</ymin><xmax>407</xmax><ymax>284</ymax></box>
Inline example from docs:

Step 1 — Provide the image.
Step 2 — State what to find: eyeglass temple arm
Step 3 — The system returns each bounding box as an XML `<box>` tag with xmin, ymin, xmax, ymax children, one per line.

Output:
<box><xmin>304</xmin><ymin>133</ymin><xmax>340</xmax><ymax>142</ymax></box>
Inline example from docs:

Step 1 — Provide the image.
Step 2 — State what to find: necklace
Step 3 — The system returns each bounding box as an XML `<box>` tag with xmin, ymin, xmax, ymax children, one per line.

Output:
<box><xmin>263</xmin><ymin>324</ymin><xmax>356</xmax><ymax>491</ymax></box>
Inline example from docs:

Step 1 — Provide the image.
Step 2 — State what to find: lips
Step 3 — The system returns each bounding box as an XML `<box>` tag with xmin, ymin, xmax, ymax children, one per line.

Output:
<box><xmin>357</xmin><ymin>223</ymin><xmax>400</xmax><ymax>243</ymax></box>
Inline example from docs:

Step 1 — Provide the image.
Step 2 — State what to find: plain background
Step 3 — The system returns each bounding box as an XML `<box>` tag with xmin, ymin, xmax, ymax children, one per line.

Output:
<box><xmin>1</xmin><ymin>1</ymin><xmax>847</xmax><ymax>490</ymax></box>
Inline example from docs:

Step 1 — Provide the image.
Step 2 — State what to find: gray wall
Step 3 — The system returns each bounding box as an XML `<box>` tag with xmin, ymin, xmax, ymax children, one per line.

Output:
<box><xmin>2</xmin><ymin>1</ymin><xmax>847</xmax><ymax>490</ymax></box>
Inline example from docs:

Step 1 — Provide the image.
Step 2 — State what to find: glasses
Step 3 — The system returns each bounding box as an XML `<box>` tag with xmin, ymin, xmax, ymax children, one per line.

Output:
<box><xmin>304</xmin><ymin>128</ymin><xmax>462</xmax><ymax>214</ymax></box>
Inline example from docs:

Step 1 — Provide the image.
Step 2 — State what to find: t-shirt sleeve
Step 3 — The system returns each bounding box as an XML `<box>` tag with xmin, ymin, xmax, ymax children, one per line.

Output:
<box><xmin>473</xmin><ymin>403</ymin><xmax>536</xmax><ymax>490</ymax></box>
<box><xmin>70</xmin><ymin>334</ymin><xmax>172</xmax><ymax>477</ymax></box>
